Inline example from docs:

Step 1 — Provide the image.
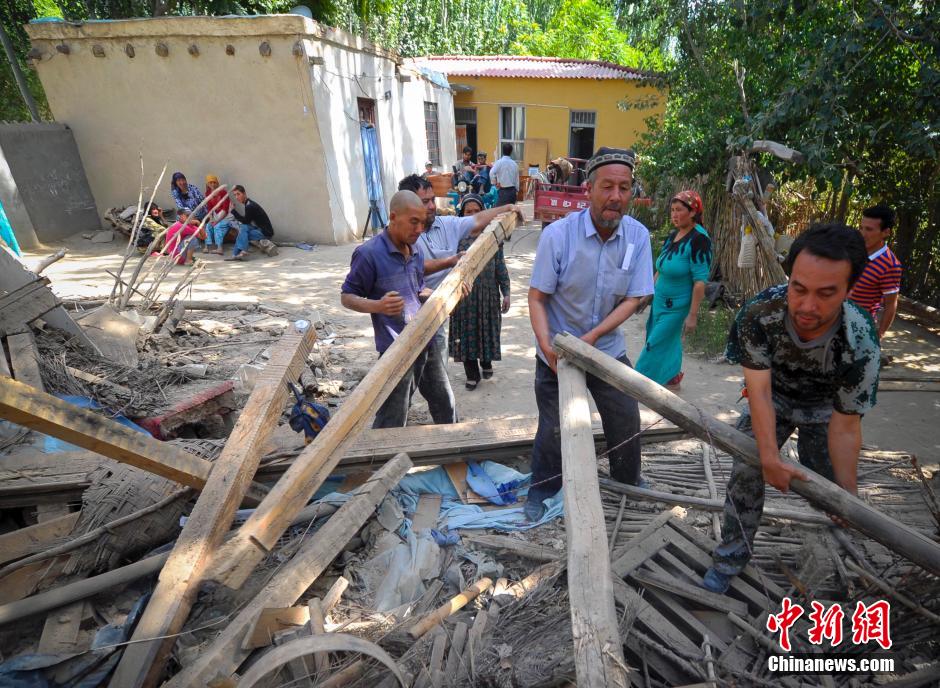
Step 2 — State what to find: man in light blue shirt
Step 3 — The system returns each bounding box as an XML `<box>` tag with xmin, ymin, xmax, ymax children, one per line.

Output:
<box><xmin>526</xmin><ymin>147</ymin><xmax>655</xmax><ymax>520</ymax></box>
<box><xmin>490</xmin><ymin>143</ymin><xmax>520</xmax><ymax>207</ymax></box>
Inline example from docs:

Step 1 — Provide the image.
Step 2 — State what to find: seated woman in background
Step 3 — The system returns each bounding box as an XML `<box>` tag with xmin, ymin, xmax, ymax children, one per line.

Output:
<box><xmin>635</xmin><ymin>190</ymin><xmax>712</xmax><ymax>390</ymax></box>
<box><xmin>164</xmin><ymin>208</ymin><xmax>204</xmax><ymax>265</ymax></box>
<box><xmin>170</xmin><ymin>172</ymin><xmax>205</xmax><ymax>219</ymax></box>
<box><xmin>203</xmin><ymin>174</ymin><xmax>232</xmax><ymax>255</ymax></box>
<box><xmin>448</xmin><ymin>193</ymin><xmax>511</xmax><ymax>390</ymax></box>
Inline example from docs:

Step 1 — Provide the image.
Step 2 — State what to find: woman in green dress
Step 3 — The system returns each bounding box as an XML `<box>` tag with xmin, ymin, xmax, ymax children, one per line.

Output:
<box><xmin>636</xmin><ymin>190</ymin><xmax>712</xmax><ymax>390</ymax></box>
<box><xmin>448</xmin><ymin>194</ymin><xmax>511</xmax><ymax>390</ymax></box>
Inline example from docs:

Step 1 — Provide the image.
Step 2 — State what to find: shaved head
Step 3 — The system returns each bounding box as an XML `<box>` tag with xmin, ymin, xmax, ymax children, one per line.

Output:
<box><xmin>388</xmin><ymin>190</ymin><xmax>427</xmax><ymax>247</ymax></box>
<box><xmin>389</xmin><ymin>190</ymin><xmax>424</xmax><ymax>215</ymax></box>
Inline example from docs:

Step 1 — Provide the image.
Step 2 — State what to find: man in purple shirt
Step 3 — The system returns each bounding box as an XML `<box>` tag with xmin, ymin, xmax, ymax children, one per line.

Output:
<box><xmin>341</xmin><ymin>190</ymin><xmax>458</xmax><ymax>428</ymax></box>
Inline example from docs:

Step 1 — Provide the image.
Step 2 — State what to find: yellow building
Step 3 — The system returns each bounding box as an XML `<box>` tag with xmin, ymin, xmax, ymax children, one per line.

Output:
<box><xmin>411</xmin><ymin>55</ymin><xmax>665</xmax><ymax>169</ymax></box>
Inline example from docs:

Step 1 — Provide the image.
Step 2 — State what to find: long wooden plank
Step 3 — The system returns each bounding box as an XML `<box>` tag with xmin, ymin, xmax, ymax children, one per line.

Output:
<box><xmin>0</xmin><ymin>375</ymin><xmax>268</xmax><ymax>505</ymax></box>
<box><xmin>0</xmin><ymin>511</ymin><xmax>80</xmax><ymax>565</ymax></box>
<box><xmin>256</xmin><ymin>411</ymin><xmax>683</xmax><ymax>479</ymax></box>
<box><xmin>164</xmin><ymin>454</ymin><xmax>412</xmax><ymax>688</ymax></box>
<box><xmin>554</xmin><ymin>332</ymin><xmax>940</xmax><ymax>576</ymax></box>
<box><xmin>111</xmin><ymin>328</ymin><xmax>316</xmax><ymax>688</ymax></box>
<box><xmin>208</xmin><ymin>211</ymin><xmax>519</xmax><ymax>589</ymax></box>
<box><xmin>557</xmin><ymin>360</ymin><xmax>629</xmax><ymax>688</ymax></box>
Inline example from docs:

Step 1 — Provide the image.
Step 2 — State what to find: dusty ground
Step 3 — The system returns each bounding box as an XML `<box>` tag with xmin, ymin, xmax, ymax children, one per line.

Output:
<box><xmin>24</xmin><ymin>209</ymin><xmax>940</xmax><ymax>465</ymax></box>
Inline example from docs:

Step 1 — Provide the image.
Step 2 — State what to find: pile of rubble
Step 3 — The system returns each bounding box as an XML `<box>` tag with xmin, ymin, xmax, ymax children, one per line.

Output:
<box><xmin>0</xmin><ymin>213</ymin><xmax>938</xmax><ymax>688</ymax></box>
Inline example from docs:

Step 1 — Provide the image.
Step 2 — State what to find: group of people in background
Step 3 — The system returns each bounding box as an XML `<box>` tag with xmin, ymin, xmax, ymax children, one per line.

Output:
<box><xmin>341</xmin><ymin>142</ymin><xmax>903</xmax><ymax>598</ymax></box>
<box><xmin>162</xmin><ymin>171</ymin><xmax>277</xmax><ymax>264</ymax></box>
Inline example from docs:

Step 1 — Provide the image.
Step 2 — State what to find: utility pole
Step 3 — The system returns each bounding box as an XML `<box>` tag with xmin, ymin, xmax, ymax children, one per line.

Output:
<box><xmin>0</xmin><ymin>23</ymin><xmax>41</xmax><ymax>122</ymax></box>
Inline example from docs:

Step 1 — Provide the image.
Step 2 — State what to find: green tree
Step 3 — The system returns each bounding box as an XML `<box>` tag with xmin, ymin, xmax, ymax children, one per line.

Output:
<box><xmin>630</xmin><ymin>0</ymin><xmax>939</xmax><ymax>301</ymax></box>
<box><xmin>511</xmin><ymin>0</ymin><xmax>661</xmax><ymax>69</ymax></box>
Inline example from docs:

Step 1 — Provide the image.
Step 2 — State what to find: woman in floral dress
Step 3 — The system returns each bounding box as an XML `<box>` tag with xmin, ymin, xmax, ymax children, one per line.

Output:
<box><xmin>448</xmin><ymin>194</ymin><xmax>511</xmax><ymax>390</ymax></box>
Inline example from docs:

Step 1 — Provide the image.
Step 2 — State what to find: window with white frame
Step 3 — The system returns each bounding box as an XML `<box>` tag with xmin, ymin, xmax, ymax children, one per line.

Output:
<box><xmin>424</xmin><ymin>101</ymin><xmax>441</xmax><ymax>166</ymax></box>
<box><xmin>499</xmin><ymin>106</ymin><xmax>525</xmax><ymax>161</ymax></box>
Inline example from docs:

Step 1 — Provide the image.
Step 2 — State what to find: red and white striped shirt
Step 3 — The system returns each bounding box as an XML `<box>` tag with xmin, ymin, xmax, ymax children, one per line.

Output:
<box><xmin>849</xmin><ymin>244</ymin><xmax>902</xmax><ymax>317</ymax></box>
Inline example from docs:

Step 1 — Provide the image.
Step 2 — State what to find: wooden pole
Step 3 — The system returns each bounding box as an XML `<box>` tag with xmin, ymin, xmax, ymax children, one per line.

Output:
<box><xmin>164</xmin><ymin>454</ymin><xmax>412</xmax><ymax>688</ymax></box>
<box><xmin>110</xmin><ymin>328</ymin><xmax>317</xmax><ymax>688</ymax></box>
<box><xmin>407</xmin><ymin>577</ymin><xmax>494</xmax><ymax>639</ymax></box>
<box><xmin>701</xmin><ymin>443</ymin><xmax>723</xmax><ymax>540</ymax></box>
<box><xmin>557</xmin><ymin>360</ymin><xmax>630</xmax><ymax>688</ymax></box>
<box><xmin>0</xmin><ymin>24</ymin><xmax>40</xmax><ymax>122</ymax></box>
<box><xmin>206</xmin><ymin>211</ymin><xmax>518</xmax><ymax>590</ymax></box>
<box><xmin>0</xmin><ymin>375</ymin><xmax>269</xmax><ymax>505</ymax></box>
<box><xmin>553</xmin><ymin>332</ymin><xmax>940</xmax><ymax>575</ymax></box>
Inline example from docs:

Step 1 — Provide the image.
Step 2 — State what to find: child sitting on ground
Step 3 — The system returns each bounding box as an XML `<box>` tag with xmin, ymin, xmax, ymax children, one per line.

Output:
<box><xmin>164</xmin><ymin>209</ymin><xmax>204</xmax><ymax>265</ymax></box>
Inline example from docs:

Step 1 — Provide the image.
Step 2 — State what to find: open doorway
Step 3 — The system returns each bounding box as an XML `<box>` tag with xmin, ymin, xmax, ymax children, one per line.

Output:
<box><xmin>455</xmin><ymin>107</ymin><xmax>477</xmax><ymax>158</ymax></box>
<box><xmin>569</xmin><ymin>110</ymin><xmax>596</xmax><ymax>159</ymax></box>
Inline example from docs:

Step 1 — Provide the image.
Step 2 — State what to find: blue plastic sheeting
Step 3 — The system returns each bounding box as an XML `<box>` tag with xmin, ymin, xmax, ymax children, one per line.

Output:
<box><xmin>415</xmin><ymin>67</ymin><xmax>451</xmax><ymax>91</ymax></box>
<box><xmin>42</xmin><ymin>396</ymin><xmax>149</xmax><ymax>453</ymax></box>
<box><xmin>392</xmin><ymin>461</ymin><xmax>563</xmax><ymax>535</ymax></box>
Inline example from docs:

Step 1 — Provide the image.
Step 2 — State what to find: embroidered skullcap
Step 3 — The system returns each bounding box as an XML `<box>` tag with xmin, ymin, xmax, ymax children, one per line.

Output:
<box><xmin>585</xmin><ymin>147</ymin><xmax>636</xmax><ymax>175</ymax></box>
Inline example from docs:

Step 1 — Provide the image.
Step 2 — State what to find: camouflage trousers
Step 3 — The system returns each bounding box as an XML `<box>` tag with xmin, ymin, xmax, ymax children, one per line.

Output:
<box><xmin>711</xmin><ymin>401</ymin><xmax>835</xmax><ymax>576</ymax></box>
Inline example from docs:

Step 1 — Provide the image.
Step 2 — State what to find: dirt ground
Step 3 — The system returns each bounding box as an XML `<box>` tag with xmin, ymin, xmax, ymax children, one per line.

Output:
<box><xmin>25</xmin><ymin>208</ymin><xmax>940</xmax><ymax>466</ymax></box>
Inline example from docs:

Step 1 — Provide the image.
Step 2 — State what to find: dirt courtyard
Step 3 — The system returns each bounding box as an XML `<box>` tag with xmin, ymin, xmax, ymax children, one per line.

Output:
<box><xmin>25</xmin><ymin>213</ymin><xmax>940</xmax><ymax>467</ymax></box>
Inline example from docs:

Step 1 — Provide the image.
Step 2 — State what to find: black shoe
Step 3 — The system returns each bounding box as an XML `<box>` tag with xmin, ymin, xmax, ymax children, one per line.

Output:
<box><xmin>524</xmin><ymin>498</ymin><xmax>546</xmax><ymax>522</ymax></box>
<box><xmin>481</xmin><ymin>368</ymin><xmax>493</xmax><ymax>380</ymax></box>
<box><xmin>465</xmin><ymin>380</ymin><xmax>478</xmax><ymax>390</ymax></box>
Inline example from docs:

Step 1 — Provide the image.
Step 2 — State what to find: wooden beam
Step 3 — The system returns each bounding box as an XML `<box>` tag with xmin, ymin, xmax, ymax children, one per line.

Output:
<box><xmin>0</xmin><ymin>375</ymin><xmax>268</xmax><ymax>505</ymax></box>
<box><xmin>557</xmin><ymin>360</ymin><xmax>629</xmax><ymax>688</ymax></box>
<box><xmin>554</xmin><ymin>332</ymin><xmax>940</xmax><ymax>576</ymax></box>
<box><xmin>461</xmin><ymin>533</ymin><xmax>561</xmax><ymax>563</ymax></box>
<box><xmin>258</xmin><ymin>410</ymin><xmax>684</xmax><ymax>479</ymax></box>
<box><xmin>164</xmin><ymin>454</ymin><xmax>412</xmax><ymax>688</ymax></box>
<box><xmin>208</xmin><ymin>211</ymin><xmax>518</xmax><ymax>590</ymax></box>
<box><xmin>111</xmin><ymin>328</ymin><xmax>316</xmax><ymax>688</ymax></box>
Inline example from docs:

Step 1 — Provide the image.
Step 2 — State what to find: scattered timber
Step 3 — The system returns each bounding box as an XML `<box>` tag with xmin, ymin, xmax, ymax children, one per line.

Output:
<box><xmin>110</xmin><ymin>328</ymin><xmax>317</xmax><ymax>688</ymax></box>
<box><xmin>164</xmin><ymin>454</ymin><xmax>412</xmax><ymax>688</ymax></box>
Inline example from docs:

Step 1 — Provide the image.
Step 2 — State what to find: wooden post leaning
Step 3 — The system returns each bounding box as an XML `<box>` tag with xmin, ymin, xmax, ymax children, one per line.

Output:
<box><xmin>553</xmin><ymin>332</ymin><xmax>940</xmax><ymax>576</ymax></box>
<box><xmin>206</xmin><ymin>211</ymin><xmax>519</xmax><ymax>589</ymax></box>
<box><xmin>557</xmin><ymin>360</ymin><xmax>630</xmax><ymax>688</ymax></box>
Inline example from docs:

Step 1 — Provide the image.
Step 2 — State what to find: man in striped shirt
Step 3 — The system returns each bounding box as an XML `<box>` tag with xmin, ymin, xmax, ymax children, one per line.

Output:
<box><xmin>849</xmin><ymin>205</ymin><xmax>903</xmax><ymax>338</ymax></box>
